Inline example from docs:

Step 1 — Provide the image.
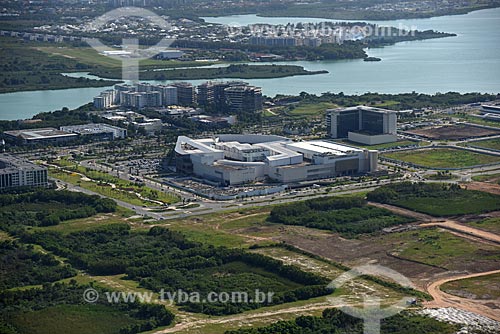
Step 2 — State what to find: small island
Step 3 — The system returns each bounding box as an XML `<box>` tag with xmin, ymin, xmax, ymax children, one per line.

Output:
<box><xmin>92</xmin><ymin>64</ymin><xmax>329</xmax><ymax>81</ymax></box>
<box><xmin>364</xmin><ymin>57</ymin><xmax>382</xmax><ymax>62</ymax></box>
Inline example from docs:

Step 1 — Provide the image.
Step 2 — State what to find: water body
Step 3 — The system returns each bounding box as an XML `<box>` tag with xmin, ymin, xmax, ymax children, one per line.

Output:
<box><xmin>1</xmin><ymin>8</ymin><xmax>499</xmax><ymax>121</ymax></box>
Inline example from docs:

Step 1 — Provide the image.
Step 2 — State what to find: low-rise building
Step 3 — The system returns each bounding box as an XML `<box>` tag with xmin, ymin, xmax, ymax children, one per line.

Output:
<box><xmin>157</xmin><ymin>50</ymin><xmax>184</xmax><ymax>59</ymax></box>
<box><xmin>60</xmin><ymin>123</ymin><xmax>127</xmax><ymax>140</ymax></box>
<box><xmin>481</xmin><ymin>104</ymin><xmax>500</xmax><ymax>114</ymax></box>
<box><xmin>189</xmin><ymin>115</ymin><xmax>237</xmax><ymax>127</ymax></box>
<box><xmin>132</xmin><ymin>119</ymin><xmax>163</xmax><ymax>134</ymax></box>
<box><xmin>3</xmin><ymin>128</ymin><xmax>78</xmax><ymax>145</ymax></box>
<box><xmin>0</xmin><ymin>154</ymin><xmax>49</xmax><ymax>190</ymax></box>
<box><xmin>158</xmin><ymin>106</ymin><xmax>200</xmax><ymax>118</ymax></box>
<box><xmin>175</xmin><ymin>135</ymin><xmax>377</xmax><ymax>186</ymax></box>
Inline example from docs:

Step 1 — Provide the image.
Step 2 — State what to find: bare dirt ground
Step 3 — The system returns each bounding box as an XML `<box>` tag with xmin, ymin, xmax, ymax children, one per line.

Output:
<box><xmin>424</xmin><ymin>270</ymin><xmax>500</xmax><ymax>322</ymax></box>
<box><xmin>406</xmin><ymin>124</ymin><xmax>500</xmax><ymax>140</ymax></box>
<box><xmin>277</xmin><ymin>232</ymin><xmax>446</xmax><ymax>290</ymax></box>
<box><xmin>467</xmin><ymin>181</ymin><xmax>500</xmax><ymax>196</ymax></box>
<box><xmin>273</xmin><ymin>202</ymin><xmax>500</xmax><ymax>321</ymax></box>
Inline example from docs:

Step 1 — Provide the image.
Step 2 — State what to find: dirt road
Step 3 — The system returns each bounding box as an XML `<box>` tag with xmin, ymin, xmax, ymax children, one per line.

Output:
<box><xmin>424</xmin><ymin>269</ymin><xmax>500</xmax><ymax>322</ymax></box>
<box><xmin>367</xmin><ymin>202</ymin><xmax>436</xmax><ymax>221</ymax></box>
<box><xmin>152</xmin><ymin>302</ymin><xmax>332</xmax><ymax>334</ymax></box>
<box><xmin>369</xmin><ymin>201</ymin><xmax>500</xmax><ymax>321</ymax></box>
<box><xmin>420</xmin><ymin>220</ymin><xmax>500</xmax><ymax>245</ymax></box>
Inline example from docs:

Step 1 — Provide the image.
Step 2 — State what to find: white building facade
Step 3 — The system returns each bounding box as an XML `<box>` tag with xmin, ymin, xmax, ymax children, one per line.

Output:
<box><xmin>175</xmin><ymin>135</ymin><xmax>378</xmax><ymax>186</ymax></box>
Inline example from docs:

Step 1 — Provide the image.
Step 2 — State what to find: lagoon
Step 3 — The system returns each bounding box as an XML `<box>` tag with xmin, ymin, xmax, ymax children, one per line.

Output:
<box><xmin>1</xmin><ymin>8</ymin><xmax>499</xmax><ymax>120</ymax></box>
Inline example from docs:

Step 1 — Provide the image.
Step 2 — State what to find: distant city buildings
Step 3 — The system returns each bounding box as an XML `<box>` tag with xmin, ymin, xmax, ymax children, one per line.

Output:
<box><xmin>0</xmin><ymin>30</ymin><xmax>82</xmax><ymax>43</ymax></box>
<box><xmin>248</xmin><ymin>25</ymin><xmax>364</xmax><ymax>47</ymax></box>
<box><xmin>175</xmin><ymin>135</ymin><xmax>377</xmax><ymax>186</ymax></box>
<box><xmin>327</xmin><ymin>106</ymin><xmax>398</xmax><ymax>145</ymax></box>
<box><xmin>0</xmin><ymin>154</ymin><xmax>49</xmax><ymax>190</ymax></box>
<box><xmin>94</xmin><ymin>81</ymin><xmax>263</xmax><ymax>113</ymax></box>
<box><xmin>249</xmin><ymin>36</ymin><xmax>297</xmax><ymax>47</ymax></box>
<box><xmin>93</xmin><ymin>90</ymin><xmax>117</xmax><ymax>110</ymax></box>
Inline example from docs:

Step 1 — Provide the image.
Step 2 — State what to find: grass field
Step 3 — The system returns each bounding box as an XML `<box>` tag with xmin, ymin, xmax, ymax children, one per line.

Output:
<box><xmin>155</xmin><ymin>207</ymin><xmax>273</xmax><ymax>248</ymax></box>
<box><xmin>0</xmin><ymin>231</ymin><xmax>13</xmax><ymax>241</ymax></box>
<box><xmin>34</xmin><ymin>207</ymin><xmax>134</xmax><ymax>234</ymax></box>
<box><xmin>369</xmin><ymin>182</ymin><xmax>500</xmax><ymax>216</ymax></box>
<box><xmin>469</xmin><ymin>138</ymin><xmax>500</xmax><ymax>151</ymax></box>
<box><xmin>390</xmin><ymin>228</ymin><xmax>500</xmax><ymax>269</ymax></box>
<box><xmin>471</xmin><ymin>172</ymin><xmax>500</xmax><ymax>182</ymax></box>
<box><xmin>9</xmin><ymin>304</ymin><xmax>142</xmax><ymax>334</ymax></box>
<box><xmin>49</xmin><ymin>164</ymin><xmax>179</xmax><ymax>207</ymax></box>
<box><xmin>287</xmin><ymin>102</ymin><xmax>337</xmax><ymax>116</ymax></box>
<box><xmin>36</xmin><ymin>46</ymin><xmax>218</xmax><ymax>69</ymax></box>
<box><xmin>50</xmin><ymin>168</ymin><xmax>151</xmax><ymax>207</ymax></box>
<box><xmin>383</xmin><ymin>148</ymin><xmax>500</xmax><ymax>168</ymax></box>
<box><xmin>457</xmin><ymin>115</ymin><xmax>500</xmax><ymax>128</ymax></box>
<box><xmin>0</xmin><ymin>39</ymin><xmax>121</xmax><ymax>93</ymax></box>
<box><xmin>339</xmin><ymin>139</ymin><xmax>418</xmax><ymax>150</ymax></box>
<box><xmin>441</xmin><ymin>273</ymin><xmax>500</xmax><ymax>300</ymax></box>
<box><xmin>251</xmin><ymin>247</ymin><xmax>412</xmax><ymax>304</ymax></box>
<box><xmin>394</xmin><ymin>193</ymin><xmax>500</xmax><ymax>216</ymax></box>
<box><xmin>35</xmin><ymin>46</ymin><xmax>122</xmax><ymax>68</ymax></box>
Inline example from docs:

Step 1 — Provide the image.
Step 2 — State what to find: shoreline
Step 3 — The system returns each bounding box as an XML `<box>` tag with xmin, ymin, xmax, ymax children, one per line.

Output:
<box><xmin>199</xmin><ymin>4</ymin><xmax>500</xmax><ymax>21</ymax></box>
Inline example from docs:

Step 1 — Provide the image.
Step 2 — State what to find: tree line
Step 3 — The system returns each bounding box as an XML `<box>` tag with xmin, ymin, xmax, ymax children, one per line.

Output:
<box><xmin>0</xmin><ymin>189</ymin><xmax>117</xmax><ymax>231</ymax></box>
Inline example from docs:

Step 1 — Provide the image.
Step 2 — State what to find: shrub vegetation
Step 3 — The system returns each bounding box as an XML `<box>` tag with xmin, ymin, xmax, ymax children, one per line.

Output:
<box><xmin>367</xmin><ymin>182</ymin><xmax>500</xmax><ymax>216</ymax></box>
<box><xmin>268</xmin><ymin>196</ymin><xmax>413</xmax><ymax>237</ymax></box>
<box><xmin>21</xmin><ymin>224</ymin><xmax>330</xmax><ymax>315</ymax></box>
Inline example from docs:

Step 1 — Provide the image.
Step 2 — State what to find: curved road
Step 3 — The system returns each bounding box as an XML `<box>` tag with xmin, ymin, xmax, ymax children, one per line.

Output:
<box><xmin>424</xmin><ymin>269</ymin><xmax>500</xmax><ymax>322</ymax></box>
<box><xmin>370</xmin><ymin>200</ymin><xmax>500</xmax><ymax>321</ymax></box>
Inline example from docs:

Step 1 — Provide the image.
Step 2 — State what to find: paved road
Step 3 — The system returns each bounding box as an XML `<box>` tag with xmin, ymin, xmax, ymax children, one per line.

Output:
<box><xmin>78</xmin><ymin>159</ymin><xmax>404</xmax><ymax>220</ymax></box>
